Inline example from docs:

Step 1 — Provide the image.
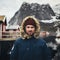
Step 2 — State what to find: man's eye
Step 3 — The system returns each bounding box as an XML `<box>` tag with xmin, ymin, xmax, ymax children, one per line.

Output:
<box><xmin>31</xmin><ymin>27</ymin><xmax>34</xmax><ymax>28</ymax></box>
<box><xmin>27</xmin><ymin>27</ymin><xmax>30</xmax><ymax>28</ymax></box>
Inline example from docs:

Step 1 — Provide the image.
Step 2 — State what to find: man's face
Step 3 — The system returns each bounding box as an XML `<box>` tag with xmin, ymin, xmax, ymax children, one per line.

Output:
<box><xmin>25</xmin><ymin>25</ymin><xmax>35</xmax><ymax>36</ymax></box>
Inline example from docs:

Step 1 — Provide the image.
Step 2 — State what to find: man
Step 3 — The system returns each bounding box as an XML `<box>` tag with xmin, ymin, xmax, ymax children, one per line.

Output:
<box><xmin>10</xmin><ymin>16</ymin><xmax>51</xmax><ymax>60</ymax></box>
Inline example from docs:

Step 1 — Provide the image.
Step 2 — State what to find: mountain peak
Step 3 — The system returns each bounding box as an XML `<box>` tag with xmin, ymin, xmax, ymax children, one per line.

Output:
<box><xmin>9</xmin><ymin>2</ymin><xmax>55</xmax><ymax>25</ymax></box>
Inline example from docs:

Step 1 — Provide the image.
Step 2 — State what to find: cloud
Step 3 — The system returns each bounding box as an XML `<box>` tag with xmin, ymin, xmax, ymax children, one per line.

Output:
<box><xmin>0</xmin><ymin>0</ymin><xmax>20</xmax><ymax>22</ymax></box>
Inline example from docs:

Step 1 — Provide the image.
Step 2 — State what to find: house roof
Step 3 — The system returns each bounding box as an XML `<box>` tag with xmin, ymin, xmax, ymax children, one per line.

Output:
<box><xmin>0</xmin><ymin>15</ymin><xmax>6</xmax><ymax>22</ymax></box>
<box><xmin>6</xmin><ymin>25</ymin><xmax>20</xmax><ymax>30</ymax></box>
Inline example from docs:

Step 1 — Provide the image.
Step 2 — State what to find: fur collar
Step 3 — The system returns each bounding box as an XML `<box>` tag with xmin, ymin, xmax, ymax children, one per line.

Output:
<box><xmin>20</xmin><ymin>16</ymin><xmax>40</xmax><ymax>39</ymax></box>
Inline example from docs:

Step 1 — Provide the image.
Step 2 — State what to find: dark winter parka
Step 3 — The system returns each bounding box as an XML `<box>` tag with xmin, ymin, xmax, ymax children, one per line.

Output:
<box><xmin>10</xmin><ymin>16</ymin><xmax>52</xmax><ymax>60</ymax></box>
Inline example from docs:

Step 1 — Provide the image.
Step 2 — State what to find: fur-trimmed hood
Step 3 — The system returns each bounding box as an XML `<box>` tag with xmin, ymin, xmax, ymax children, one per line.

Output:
<box><xmin>20</xmin><ymin>16</ymin><xmax>40</xmax><ymax>39</ymax></box>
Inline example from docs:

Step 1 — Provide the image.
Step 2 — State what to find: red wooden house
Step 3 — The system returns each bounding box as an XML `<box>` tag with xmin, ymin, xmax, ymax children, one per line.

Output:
<box><xmin>0</xmin><ymin>15</ymin><xmax>7</xmax><ymax>38</ymax></box>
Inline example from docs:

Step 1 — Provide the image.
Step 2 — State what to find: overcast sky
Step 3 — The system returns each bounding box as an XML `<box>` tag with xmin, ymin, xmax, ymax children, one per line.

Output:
<box><xmin>0</xmin><ymin>0</ymin><xmax>60</xmax><ymax>22</ymax></box>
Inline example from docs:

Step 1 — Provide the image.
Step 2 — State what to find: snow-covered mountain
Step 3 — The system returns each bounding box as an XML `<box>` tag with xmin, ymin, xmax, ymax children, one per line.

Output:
<box><xmin>9</xmin><ymin>2</ymin><xmax>55</xmax><ymax>25</ymax></box>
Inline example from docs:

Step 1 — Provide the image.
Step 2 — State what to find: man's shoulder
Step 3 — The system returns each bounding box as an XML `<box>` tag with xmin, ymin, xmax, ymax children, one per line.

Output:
<box><xmin>14</xmin><ymin>38</ymin><xmax>23</xmax><ymax>44</ymax></box>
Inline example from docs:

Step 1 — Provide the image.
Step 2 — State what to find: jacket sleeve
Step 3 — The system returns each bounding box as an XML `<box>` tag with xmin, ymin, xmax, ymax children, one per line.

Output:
<box><xmin>10</xmin><ymin>41</ymin><xmax>18</xmax><ymax>60</ymax></box>
<box><xmin>43</xmin><ymin>42</ymin><xmax>52</xmax><ymax>60</ymax></box>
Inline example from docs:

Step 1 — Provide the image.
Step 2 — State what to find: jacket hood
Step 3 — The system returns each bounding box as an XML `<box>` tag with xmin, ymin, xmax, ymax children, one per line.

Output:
<box><xmin>20</xmin><ymin>16</ymin><xmax>40</xmax><ymax>39</ymax></box>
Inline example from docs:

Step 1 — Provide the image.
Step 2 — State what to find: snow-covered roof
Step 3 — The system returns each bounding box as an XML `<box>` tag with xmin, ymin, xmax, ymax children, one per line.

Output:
<box><xmin>6</xmin><ymin>25</ymin><xmax>20</xmax><ymax>30</ymax></box>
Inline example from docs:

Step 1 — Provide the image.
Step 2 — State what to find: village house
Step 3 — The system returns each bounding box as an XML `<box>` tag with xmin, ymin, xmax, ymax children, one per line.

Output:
<box><xmin>0</xmin><ymin>15</ymin><xmax>20</xmax><ymax>40</ymax></box>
